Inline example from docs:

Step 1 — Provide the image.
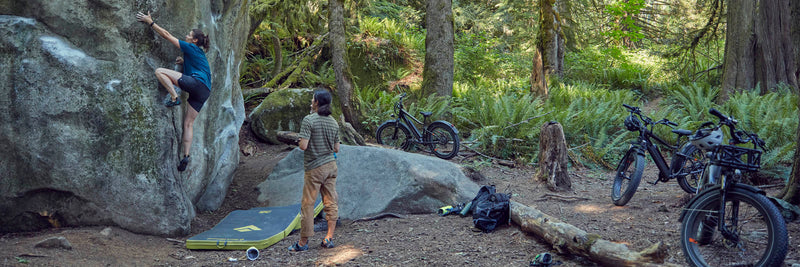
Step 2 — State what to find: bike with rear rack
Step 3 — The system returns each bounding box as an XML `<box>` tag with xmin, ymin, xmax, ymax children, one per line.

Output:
<box><xmin>679</xmin><ymin>108</ymin><xmax>787</xmax><ymax>267</ymax></box>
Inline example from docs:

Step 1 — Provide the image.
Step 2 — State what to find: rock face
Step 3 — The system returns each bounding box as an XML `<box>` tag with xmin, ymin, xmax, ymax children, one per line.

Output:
<box><xmin>257</xmin><ymin>146</ymin><xmax>480</xmax><ymax>219</ymax></box>
<box><xmin>0</xmin><ymin>1</ymin><xmax>249</xmax><ymax>236</ymax></box>
<box><xmin>249</xmin><ymin>88</ymin><xmax>314</xmax><ymax>145</ymax></box>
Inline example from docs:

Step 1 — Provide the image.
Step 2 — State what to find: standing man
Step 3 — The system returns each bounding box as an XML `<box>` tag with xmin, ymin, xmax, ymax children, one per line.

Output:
<box><xmin>288</xmin><ymin>89</ymin><xmax>340</xmax><ymax>251</ymax></box>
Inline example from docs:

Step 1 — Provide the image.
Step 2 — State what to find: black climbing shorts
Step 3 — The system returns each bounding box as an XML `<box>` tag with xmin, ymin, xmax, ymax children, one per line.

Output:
<box><xmin>178</xmin><ymin>75</ymin><xmax>210</xmax><ymax>112</ymax></box>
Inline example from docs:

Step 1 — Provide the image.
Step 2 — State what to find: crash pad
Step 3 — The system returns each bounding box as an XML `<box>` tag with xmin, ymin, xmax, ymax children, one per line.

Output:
<box><xmin>186</xmin><ymin>200</ymin><xmax>323</xmax><ymax>250</ymax></box>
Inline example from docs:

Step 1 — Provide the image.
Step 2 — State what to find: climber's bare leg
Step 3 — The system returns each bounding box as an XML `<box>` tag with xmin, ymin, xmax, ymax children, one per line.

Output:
<box><xmin>155</xmin><ymin>68</ymin><xmax>182</xmax><ymax>101</ymax></box>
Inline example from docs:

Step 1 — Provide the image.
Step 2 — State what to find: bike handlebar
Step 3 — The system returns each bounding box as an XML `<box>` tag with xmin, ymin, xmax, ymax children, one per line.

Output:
<box><xmin>705</xmin><ymin>108</ymin><xmax>765</xmax><ymax>149</ymax></box>
<box><xmin>623</xmin><ymin>104</ymin><xmax>676</xmax><ymax>129</ymax></box>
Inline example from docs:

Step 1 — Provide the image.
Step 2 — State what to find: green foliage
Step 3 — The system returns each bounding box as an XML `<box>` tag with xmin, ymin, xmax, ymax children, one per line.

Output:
<box><xmin>250</xmin><ymin>0</ymin><xmax>327</xmax><ymax>37</ymax></box>
<box><xmin>662</xmin><ymin>82</ymin><xmax>798</xmax><ymax>172</ymax></box>
<box><xmin>240</xmin><ymin>55</ymin><xmax>276</xmax><ymax>88</ymax></box>
<box><xmin>240</xmin><ymin>0</ymin><xmax>798</xmax><ymax>182</ymax></box>
<box><xmin>722</xmin><ymin>86</ymin><xmax>799</xmax><ymax>168</ymax></box>
<box><xmin>663</xmin><ymin>83</ymin><xmax>720</xmax><ymax>125</ymax></box>
<box><xmin>547</xmin><ymin>83</ymin><xmax>641</xmax><ymax>167</ymax></box>
<box><xmin>359</xmin><ymin>16</ymin><xmax>425</xmax><ymax>54</ymax></box>
<box><xmin>563</xmin><ymin>46</ymin><xmax>667</xmax><ymax>94</ymax></box>
<box><xmin>454</xmin><ymin>86</ymin><xmax>544</xmax><ymax>160</ymax></box>
<box><xmin>365</xmin><ymin>0</ymin><xmax>422</xmax><ymax>28</ymax></box>
<box><xmin>454</xmin><ymin>32</ymin><xmax>501</xmax><ymax>85</ymax></box>
<box><xmin>602</xmin><ymin>0</ymin><xmax>646</xmax><ymax>43</ymax></box>
<box><xmin>302</xmin><ymin>61</ymin><xmax>336</xmax><ymax>87</ymax></box>
<box><xmin>356</xmin><ymin>85</ymin><xmax>399</xmax><ymax>134</ymax></box>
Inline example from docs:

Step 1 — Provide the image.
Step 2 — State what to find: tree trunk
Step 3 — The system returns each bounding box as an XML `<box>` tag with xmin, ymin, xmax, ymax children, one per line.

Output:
<box><xmin>720</xmin><ymin>0</ymin><xmax>798</xmax><ymax>99</ymax></box>
<box><xmin>531</xmin><ymin>0</ymin><xmax>565</xmax><ymax>99</ymax></box>
<box><xmin>780</xmin><ymin>147</ymin><xmax>800</xmax><ymax>204</ymax></box>
<box><xmin>534</xmin><ymin>122</ymin><xmax>571</xmax><ymax>191</ymax></box>
<box><xmin>329</xmin><ymin>0</ymin><xmax>362</xmax><ymax>131</ymax></box>
<box><xmin>511</xmin><ymin>201</ymin><xmax>677</xmax><ymax>266</ymax></box>
<box><xmin>780</xmin><ymin>108</ymin><xmax>800</xmax><ymax>204</ymax></box>
<box><xmin>421</xmin><ymin>0</ymin><xmax>454</xmax><ymax>97</ymax></box>
<box><xmin>270</xmin><ymin>35</ymin><xmax>283</xmax><ymax>78</ymax></box>
<box><xmin>531</xmin><ymin>49</ymin><xmax>548</xmax><ymax>97</ymax></box>
<box><xmin>339</xmin><ymin>114</ymin><xmax>366</xmax><ymax>146</ymax></box>
<box><xmin>794</xmin><ymin>0</ymin><xmax>800</xmax><ymax>85</ymax></box>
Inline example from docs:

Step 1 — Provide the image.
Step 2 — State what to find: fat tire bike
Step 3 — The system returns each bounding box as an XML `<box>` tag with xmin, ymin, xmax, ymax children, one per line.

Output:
<box><xmin>375</xmin><ymin>93</ymin><xmax>460</xmax><ymax>159</ymax></box>
<box><xmin>612</xmin><ymin>104</ymin><xmax>706</xmax><ymax>206</ymax></box>
<box><xmin>679</xmin><ymin>108</ymin><xmax>787</xmax><ymax>267</ymax></box>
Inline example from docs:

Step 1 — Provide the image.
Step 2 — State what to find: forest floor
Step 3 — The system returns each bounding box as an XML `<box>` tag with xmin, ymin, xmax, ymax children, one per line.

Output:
<box><xmin>1</xmin><ymin>123</ymin><xmax>798</xmax><ymax>266</ymax></box>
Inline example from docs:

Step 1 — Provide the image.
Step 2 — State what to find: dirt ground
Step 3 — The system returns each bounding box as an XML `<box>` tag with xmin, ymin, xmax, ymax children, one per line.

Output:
<box><xmin>2</xmin><ymin>124</ymin><xmax>798</xmax><ymax>266</ymax></box>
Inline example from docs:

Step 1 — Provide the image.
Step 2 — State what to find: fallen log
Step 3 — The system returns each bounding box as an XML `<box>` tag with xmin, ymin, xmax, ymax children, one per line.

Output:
<box><xmin>276</xmin><ymin>131</ymin><xmax>299</xmax><ymax>146</ymax></box>
<box><xmin>510</xmin><ymin>201</ymin><xmax>680</xmax><ymax>267</ymax></box>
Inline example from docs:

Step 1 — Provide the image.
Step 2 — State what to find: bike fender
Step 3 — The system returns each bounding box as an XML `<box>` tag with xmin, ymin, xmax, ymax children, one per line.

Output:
<box><xmin>378</xmin><ymin>120</ymin><xmax>407</xmax><ymax>129</ymax></box>
<box><xmin>678</xmin><ymin>184</ymin><xmax>765</xmax><ymax>222</ymax></box>
<box><xmin>427</xmin><ymin>120</ymin><xmax>459</xmax><ymax>134</ymax></box>
<box><xmin>629</xmin><ymin>142</ymin><xmax>646</xmax><ymax>157</ymax></box>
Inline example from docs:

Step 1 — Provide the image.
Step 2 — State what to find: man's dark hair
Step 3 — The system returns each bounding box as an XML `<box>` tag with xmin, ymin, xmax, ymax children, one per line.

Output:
<box><xmin>314</xmin><ymin>89</ymin><xmax>333</xmax><ymax>116</ymax></box>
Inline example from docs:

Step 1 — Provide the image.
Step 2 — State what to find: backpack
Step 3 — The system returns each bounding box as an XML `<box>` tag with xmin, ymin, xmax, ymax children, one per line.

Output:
<box><xmin>471</xmin><ymin>185</ymin><xmax>511</xmax><ymax>232</ymax></box>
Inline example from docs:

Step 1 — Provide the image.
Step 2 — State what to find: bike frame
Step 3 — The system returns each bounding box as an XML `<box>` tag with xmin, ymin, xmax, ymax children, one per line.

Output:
<box><xmin>630</xmin><ymin>116</ymin><xmax>688</xmax><ymax>183</ymax></box>
<box><xmin>391</xmin><ymin>102</ymin><xmax>434</xmax><ymax>146</ymax></box>
<box><xmin>634</xmin><ymin>129</ymin><xmax>679</xmax><ymax>181</ymax></box>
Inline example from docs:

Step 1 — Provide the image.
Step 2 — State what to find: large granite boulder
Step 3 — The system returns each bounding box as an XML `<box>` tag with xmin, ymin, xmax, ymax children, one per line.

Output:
<box><xmin>0</xmin><ymin>1</ymin><xmax>249</xmax><ymax>236</ymax></box>
<box><xmin>249</xmin><ymin>88</ymin><xmax>314</xmax><ymax>145</ymax></box>
<box><xmin>257</xmin><ymin>146</ymin><xmax>480</xmax><ymax>219</ymax></box>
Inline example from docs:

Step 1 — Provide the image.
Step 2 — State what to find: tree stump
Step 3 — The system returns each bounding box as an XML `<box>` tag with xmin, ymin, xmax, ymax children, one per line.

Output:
<box><xmin>534</xmin><ymin>121</ymin><xmax>571</xmax><ymax>191</ymax></box>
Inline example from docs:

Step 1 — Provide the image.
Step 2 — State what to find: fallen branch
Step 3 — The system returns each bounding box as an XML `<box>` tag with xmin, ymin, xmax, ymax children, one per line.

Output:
<box><xmin>503</xmin><ymin>112</ymin><xmax>552</xmax><ymax>130</ymax></box>
<box><xmin>276</xmin><ymin>131</ymin><xmax>299</xmax><ymax>146</ymax></box>
<box><xmin>166</xmin><ymin>238</ymin><xmax>185</xmax><ymax>244</ymax></box>
<box><xmin>17</xmin><ymin>254</ymin><xmax>47</xmax><ymax>257</ymax></box>
<box><xmin>511</xmin><ymin>201</ymin><xmax>680</xmax><ymax>267</ymax></box>
<box><xmin>537</xmin><ymin>193</ymin><xmax>591</xmax><ymax>202</ymax></box>
<box><xmin>460</xmin><ymin>144</ymin><xmax>515</xmax><ymax>167</ymax></box>
<box><xmin>242</xmin><ymin>87</ymin><xmax>276</xmax><ymax>103</ymax></box>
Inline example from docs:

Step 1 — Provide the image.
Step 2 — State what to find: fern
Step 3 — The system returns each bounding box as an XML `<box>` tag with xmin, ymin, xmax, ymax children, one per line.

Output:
<box><xmin>723</xmin><ymin>88</ymin><xmax>799</xmax><ymax>167</ymax></box>
<box><xmin>664</xmin><ymin>83</ymin><xmax>720</xmax><ymax>124</ymax></box>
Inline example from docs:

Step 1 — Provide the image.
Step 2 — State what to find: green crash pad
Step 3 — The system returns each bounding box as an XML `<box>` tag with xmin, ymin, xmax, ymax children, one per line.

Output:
<box><xmin>186</xmin><ymin>200</ymin><xmax>323</xmax><ymax>250</ymax></box>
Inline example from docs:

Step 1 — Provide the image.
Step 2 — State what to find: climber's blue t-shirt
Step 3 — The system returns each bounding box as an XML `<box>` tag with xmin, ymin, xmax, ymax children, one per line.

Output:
<box><xmin>179</xmin><ymin>40</ymin><xmax>211</xmax><ymax>90</ymax></box>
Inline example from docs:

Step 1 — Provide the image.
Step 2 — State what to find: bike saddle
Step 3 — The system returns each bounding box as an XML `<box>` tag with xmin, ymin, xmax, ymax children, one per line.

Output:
<box><xmin>672</xmin><ymin>129</ymin><xmax>692</xmax><ymax>136</ymax></box>
<box><xmin>420</xmin><ymin>111</ymin><xmax>433</xmax><ymax>117</ymax></box>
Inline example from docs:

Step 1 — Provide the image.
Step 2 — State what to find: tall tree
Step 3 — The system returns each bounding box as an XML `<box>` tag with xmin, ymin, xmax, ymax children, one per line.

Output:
<box><xmin>720</xmin><ymin>0</ymin><xmax>798</xmax><ymax>99</ymax></box>
<box><xmin>531</xmin><ymin>0</ymin><xmax>565</xmax><ymax>98</ymax></box>
<box><xmin>421</xmin><ymin>0</ymin><xmax>455</xmax><ymax>97</ymax></box>
<box><xmin>329</xmin><ymin>0</ymin><xmax>360</xmax><ymax>130</ymax></box>
<box><xmin>778</xmin><ymin>0</ymin><xmax>800</xmax><ymax>205</ymax></box>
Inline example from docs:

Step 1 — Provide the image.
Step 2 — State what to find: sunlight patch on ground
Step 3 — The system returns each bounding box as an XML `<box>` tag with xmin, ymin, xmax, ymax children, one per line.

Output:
<box><xmin>315</xmin><ymin>244</ymin><xmax>364</xmax><ymax>265</ymax></box>
<box><xmin>573</xmin><ymin>204</ymin><xmax>607</xmax><ymax>214</ymax></box>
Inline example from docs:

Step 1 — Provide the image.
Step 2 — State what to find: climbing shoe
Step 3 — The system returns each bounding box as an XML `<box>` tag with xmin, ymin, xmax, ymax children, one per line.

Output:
<box><xmin>164</xmin><ymin>98</ymin><xmax>181</xmax><ymax>107</ymax></box>
<box><xmin>288</xmin><ymin>242</ymin><xmax>308</xmax><ymax>252</ymax></box>
<box><xmin>177</xmin><ymin>156</ymin><xmax>190</xmax><ymax>172</ymax></box>
<box><xmin>321</xmin><ymin>238</ymin><xmax>335</xmax><ymax>248</ymax></box>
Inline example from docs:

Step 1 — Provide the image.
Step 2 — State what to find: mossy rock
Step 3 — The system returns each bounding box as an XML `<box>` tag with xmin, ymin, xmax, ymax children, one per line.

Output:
<box><xmin>249</xmin><ymin>88</ymin><xmax>315</xmax><ymax>144</ymax></box>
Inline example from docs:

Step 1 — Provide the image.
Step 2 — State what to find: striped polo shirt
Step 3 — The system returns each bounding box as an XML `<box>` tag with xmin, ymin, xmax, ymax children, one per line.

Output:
<box><xmin>299</xmin><ymin>113</ymin><xmax>339</xmax><ymax>170</ymax></box>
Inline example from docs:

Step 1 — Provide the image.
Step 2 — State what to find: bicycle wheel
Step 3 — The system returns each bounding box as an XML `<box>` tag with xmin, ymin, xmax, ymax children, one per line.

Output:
<box><xmin>680</xmin><ymin>186</ymin><xmax>788</xmax><ymax>267</ymax></box>
<box><xmin>376</xmin><ymin>121</ymin><xmax>412</xmax><ymax>150</ymax></box>
<box><xmin>425</xmin><ymin>122</ymin><xmax>459</xmax><ymax>159</ymax></box>
<box><xmin>611</xmin><ymin>147</ymin><xmax>645</xmax><ymax>206</ymax></box>
<box><xmin>671</xmin><ymin>143</ymin><xmax>705</xmax><ymax>194</ymax></box>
